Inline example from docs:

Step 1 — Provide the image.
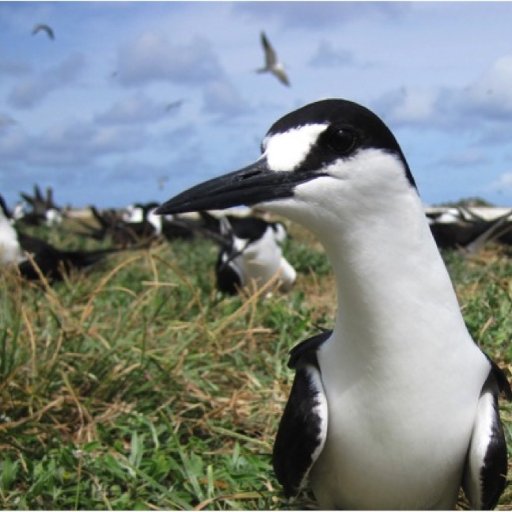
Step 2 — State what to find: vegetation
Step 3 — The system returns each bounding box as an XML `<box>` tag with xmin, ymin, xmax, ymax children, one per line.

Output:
<box><xmin>1</xmin><ymin>220</ymin><xmax>511</xmax><ymax>509</ymax></box>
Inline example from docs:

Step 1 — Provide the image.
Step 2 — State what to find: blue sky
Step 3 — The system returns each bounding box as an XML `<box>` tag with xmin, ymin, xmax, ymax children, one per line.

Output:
<box><xmin>2</xmin><ymin>2</ymin><xmax>512</xmax><ymax>208</ymax></box>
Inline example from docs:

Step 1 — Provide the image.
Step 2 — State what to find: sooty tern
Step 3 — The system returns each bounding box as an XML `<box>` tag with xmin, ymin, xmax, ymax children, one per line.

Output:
<box><xmin>18</xmin><ymin>185</ymin><xmax>63</xmax><ymax>226</ymax></box>
<box><xmin>0</xmin><ymin>197</ymin><xmax>122</xmax><ymax>281</ymax></box>
<box><xmin>214</xmin><ymin>214</ymin><xmax>296</xmax><ymax>295</ymax></box>
<box><xmin>257</xmin><ymin>31</ymin><xmax>290</xmax><ymax>87</ymax></box>
<box><xmin>156</xmin><ymin>99</ymin><xmax>510</xmax><ymax>509</ymax></box>
<box><xmin>123</xmin><ymin>203</ymin><xmax>198</xmax><ymax>241</ymax></box>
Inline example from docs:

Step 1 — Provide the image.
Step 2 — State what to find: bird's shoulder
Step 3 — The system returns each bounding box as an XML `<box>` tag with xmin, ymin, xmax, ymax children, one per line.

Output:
<box><xmin>288</xmin><ymin>329</ymin><xmax>332</xmax><ymax>369</ymax></box>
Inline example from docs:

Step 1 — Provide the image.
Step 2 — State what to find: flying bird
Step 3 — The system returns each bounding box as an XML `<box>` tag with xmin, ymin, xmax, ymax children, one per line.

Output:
<box><xmin>165</xmin><ymin>100</ymin><xmax>185</xmax><ymax>112</ymax></box>
<box><xmin>32</xmin><ymin>23</ymin><xmax>55</xmax><ymax>40</ymax></box>
<box><xmin>257</xmin><ymin>31</ymin><xmax>290</xmax><ymax>86</ymax></box>
<box><xmin>156</xmin><ymin>99</ymin><xmax>511</xmax><ymax>509</ymax></box>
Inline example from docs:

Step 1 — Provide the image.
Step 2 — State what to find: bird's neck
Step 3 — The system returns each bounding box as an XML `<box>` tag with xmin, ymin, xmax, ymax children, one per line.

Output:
<box><xmin>313</xmin><ymin>190</ymin><xmax>468</xmax><ymax>355</ymax></box>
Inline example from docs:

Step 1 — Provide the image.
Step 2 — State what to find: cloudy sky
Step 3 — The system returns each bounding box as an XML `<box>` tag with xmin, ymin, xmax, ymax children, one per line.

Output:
<box><xmin>2</xmin><ymin>2</ymin><xmax>512</xmax><ymax>208</ymax></box>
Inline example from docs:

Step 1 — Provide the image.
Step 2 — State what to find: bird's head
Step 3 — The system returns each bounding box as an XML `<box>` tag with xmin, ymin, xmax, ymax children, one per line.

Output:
<box><xmin>156</xmin><ymin>99</ymin><xmax>417</xmax><ymax>232</ymax></box>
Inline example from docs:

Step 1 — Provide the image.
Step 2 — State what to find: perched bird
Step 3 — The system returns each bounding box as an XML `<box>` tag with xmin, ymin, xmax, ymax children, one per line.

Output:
<box><xmin>73</xmin><ymin>206</ymin><xmax>133</xmax><ymax>245</ymax></box>
<box><xmin>32</xmin><ymin>23</ymin><xmax>55</xmax><ymax>40</ymax></box>
<box><xmin>257</xmin><ymin>31</ymin><xmax>290</xmax><ymax>86</ymax></box>
<box><xmin>16</xmin><ymin>232</ymin><xmax>121</xmax><ymax>281</ymax></box>
<box><xmin>156</xmin><ymin>99</ymin><xmax>511</xmax><ymax>509</ymax></box>
<box><xmin>75</xmin><ymin>205</ymin><xmax>195</xmax><ymax>246</ymax></box>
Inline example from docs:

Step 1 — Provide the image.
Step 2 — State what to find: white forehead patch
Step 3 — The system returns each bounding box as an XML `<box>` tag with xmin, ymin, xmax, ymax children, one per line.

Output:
<box><xmin>263</xmin><ymin>124</ymin><xmax>327</xmax><ymax>172</ymax></box>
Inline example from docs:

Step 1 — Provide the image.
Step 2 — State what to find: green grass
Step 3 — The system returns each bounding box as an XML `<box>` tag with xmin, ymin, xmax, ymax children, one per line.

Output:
<box><xmin>1</xmin><ymin>220</ymin><xmax>511</xmax><ymax>509</ymax></box>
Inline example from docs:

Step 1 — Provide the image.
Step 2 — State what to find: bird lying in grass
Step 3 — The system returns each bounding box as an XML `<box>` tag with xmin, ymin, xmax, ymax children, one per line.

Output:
<box><xmin>211</xmin><ymin>214</ymin><xmax>296</xmax><ymax>295</ymax></box>
<box><xmin>0</xmin><ymin>195</ymin><xmax>124</xmax><ymax>282</ymax></box>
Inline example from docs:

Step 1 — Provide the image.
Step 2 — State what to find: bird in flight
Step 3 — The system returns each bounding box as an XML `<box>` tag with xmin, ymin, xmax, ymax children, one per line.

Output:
<box><xmin>32</xmin><ymin>23</ymin><xmax>55</xmax><ymax>40</ymax></box>
<box><xmin>257</xmin><ymin>31</ymin><xmax>290</xmax><ymax>86</ymax></box>
<box><xmin>165</xmin><ymin>100</ymin><xmax>185</xmax><ymax>112</ymax></box>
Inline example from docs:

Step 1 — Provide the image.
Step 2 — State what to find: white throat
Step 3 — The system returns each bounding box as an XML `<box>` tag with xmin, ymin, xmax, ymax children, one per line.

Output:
<box><xmin>264</xmin><ymin>149</ymin><xmax>478</xmax><ymax>358</ymax></box>
<box><xmin>326</xmin><ymin>188</ymin><xmax>467</xmax><ymax>355</ymax></box>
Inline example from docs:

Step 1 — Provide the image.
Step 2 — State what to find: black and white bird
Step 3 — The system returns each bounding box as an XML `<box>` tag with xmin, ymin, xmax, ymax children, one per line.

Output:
<box><xmin>122</xmin><ymin>202</ymin><xmax>161</xmax><ymax>235</ymax></box>
<box><xmin>203</xmin><ymin>213</ymin><xmax>296</xmax><ymax>295</ymax></box>
<box><xmin>257</xmin><ymin>31</ymin><xmax>290</xmax><ymax>87</ymax></box>
<box><xmin>156</xmin><ymin>99</ymin><xmax>510</xmax><ymax>509</ymax></box>
<box><xmin>17</xmin><ymin>185</ymin><xmax>63</xmax><ymax>227</ymax></box>
<box><xmin>123</xmin><ymin>202</ymin><xmax>196</xmax><ymax>241</ymax></box>
<box><xmin>0</xmin><ymin>196</ymin><xmax>122</xmax><ymax>281</ymax></box>
<box><xmin>426</xmin><ymin>206</ymin><xmax>512</xmax><ymax>252</ymax></box>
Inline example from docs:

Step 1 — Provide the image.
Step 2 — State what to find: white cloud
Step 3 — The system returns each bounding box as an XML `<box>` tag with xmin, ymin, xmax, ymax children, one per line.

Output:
<box><xmin>0</xmin><ymin>113</ymin><xmax>18</xmax><ymax>129</ymax></box>
<box><xmin>499</xmin><ymin>172</ymin><xmax>512</xmax><ymax>187</ymax></box>
<box><xmin>233</xmin><ymin>2</ymin><xmax>409</xmax><ymax>29</ymax></box>
<box><xmin>377</xmin><ymin>87</ymin><xmax>440</xmax><ymax>126</ymax></box>
<box><xmin>0</xmin><ymin>127</ymin><xmax>27</xmax><ymax>158</ymax></box>
<box><xmin>308</xmin><ymin>41</ymin><xmax>355</xmax><ymax>68</ymax></box>
<box><xmin>202</xmin><ymin>79</ymin><xmax>251</xmax><ymax>118</ymax></box>
<box><xmin>0</xmin><ymin>58</ymin><xmax>31</xmax><ymax>77</ymax></box>
<box><xmin>159</xmin><ymin>124</ymin><xmax>198</xmax><ymax>148</ymax></box>
<box><xmin>489</xmin><ymin>171</ymin><xmax>512</xmax><ymax>191</ymax></box>
<box><xmin>37</xmin><ymin>122</ymin><xmax>146</xmax><ymax>165</ymax></box>
<box><xmin>460</xmin><ymin>56</ymin><xmax>512</xmax><ymax>119</ymax></box>
<box><xmin>7</xmin><ymin>53</ymin><xmax>86</xmax><ymax>109</ymax></box>
<box><xmin>434</xmin><ymin>149</ymin><xmax>489</xmax><ymax>169</ymax></box>
<box><xmin>376</xmin><ymin>54</ymin><xmax>512</xmax><ymax>132</ymax></box>
<box><xmin>0</xmin><ymin>118</ymin><xmax>147</xmax><ymax>168</ymax></box>
<box><xmin>115</xmin><ymin>33</ymin><xmax>225</xmax><ymax>87</ymax></box>
<box><xmin>95</xmin><ymin>93</ymin><xmax>179</xmax><ymax>125</ymax></box>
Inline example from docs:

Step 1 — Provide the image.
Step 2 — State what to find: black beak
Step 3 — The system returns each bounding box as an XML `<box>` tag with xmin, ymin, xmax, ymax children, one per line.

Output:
<box><xmin>156</xmin><ymin>158</ymin><xmax>319</xmax><ymax>215</ymax></box>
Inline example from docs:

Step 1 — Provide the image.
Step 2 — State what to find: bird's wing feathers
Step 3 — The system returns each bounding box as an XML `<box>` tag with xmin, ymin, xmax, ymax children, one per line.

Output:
<box><xmin>273</xmin><ymin>68</ymin><xmax>290</xmax><ymax>86</ymax></box>
<box><xmin>215</xmin><ymin>250</ymin><xmax>243</xmax><ymax>295</ymax></box>
<box><xmin>260</xmin><ymin>31</ymin><xmax>277</xmax><ymax>67</ymax></box>
<box><xmin>462</xmin><ymin>369</ymin><xmax>509</xmax><ymax>509</ymax></box>
<box><xmin>273</xmin><ymin>331</ymin><xmax>331</xmax><ymax>498</ymax></box>
<box><xmin>257</xmin><ymin>32</ymin><xmax>291</xmax><ymax>85</ymax></box>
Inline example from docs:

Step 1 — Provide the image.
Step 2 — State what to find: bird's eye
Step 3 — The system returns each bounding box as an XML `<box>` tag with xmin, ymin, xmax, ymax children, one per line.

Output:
<box><xmin>323</xmin><ymin>127</ymin><xmax>358</xmax><ymax>155</ymax></box>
